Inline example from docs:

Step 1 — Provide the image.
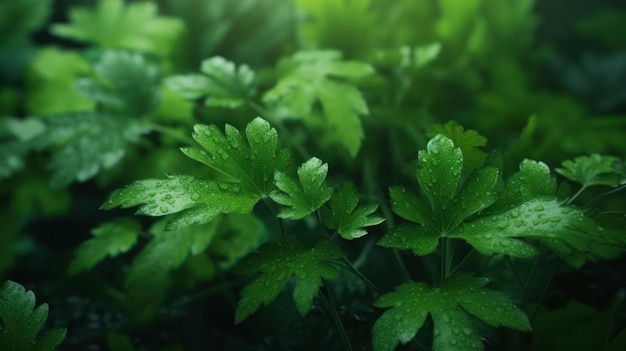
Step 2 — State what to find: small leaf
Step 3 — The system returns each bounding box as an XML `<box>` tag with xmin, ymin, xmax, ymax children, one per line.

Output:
<box><xmin>427</xmin><ymin>121</ymin><xmax>488</xmax><ymax>173</ymax></box>
<box><xmin>68</xmin><ymin>218</ymin><xmax>141</xmax><ymax>274</ymax></box>
<box><xmin>372</xmin><ymin>273</ymin><xmax>530</xmax><ymax>351</ymax></box>
<box><xmin>494</xmin><ymin>159</ymin><xmax>557</xmax><ymax>211</ymax></box>
<box><xmin>166</xmin><ymin>56</ymin><xmax>256</xmax><ymax>108</ymax></box>
<box><xmin>0</xmin><ymin>281</ymin><xmax>67</xmax><ymax>351</ymax></box>
<box><xmin>321</xmin><ymin>182</ymin><xmax>384</xmax><ymax>239</ymax></box>
<box><xmin>556</xmin><ymin>154</ymin><xmax>621</xmax><ymax>188</ymax></box>
<box><xmin>235</xmin><ymin>236</ymin><xmax>342</xmax><ymax>323</ymax></box>
<box><xmin>271</xmin><ymin>157</ymin><xmax>333</xmax><ymax>219</ymax></box>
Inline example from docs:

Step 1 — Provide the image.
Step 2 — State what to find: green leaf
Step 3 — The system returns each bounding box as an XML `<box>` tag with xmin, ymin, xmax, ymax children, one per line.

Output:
<box><xmin>181</xmin><ymin>117</ymin><xmax>290</xmax><ymax>197</ymax></box>
<box><xmin>125</xmin><ymin>219</ymin><xmax>221</xmax><ymax>322</ymax></box>
<box><xmin>235</xmin><ymin>236</ymin><xmax>342</xmax><ymax>323</ymax></box>
<box><xmin>494</xmin><ymin>159</ymin><xmax>556</xmax><ymax>211</ymax></box>
<box><xmin>0</xmin><ymin>0</ymin><xmax>51</xmax><ymax>47</ymax></box>
<box><xmin>427</xmin><ymin>121</ymin><xmax>488</xmax><ymax>173</ymax></box>
<box><xmin>25</xmin><ymin>48</ymin><xmax>94</xmax><ymax>115</ymax></box>
<box><xmin>263</xmin><ymin>50</ymin><xmax>373</xmax><ymax>156</ymax></box>
<box><xmin>165</xmin><ymin>56</ymin><xmax>256</xmax><ymax>108</ymax></box>
<box><xmin>102</xmin><ymin>175</ymin><xmax>259</xmax><ymax>230</ymax></box>
<box><xmin>209</xmin><ymin>213</ymin><xmax>267</xmax><ymax>269</ymax></box>
<box><xmin>450</xmin><ymin>197</ymin><xmax>626</xmax><ymax>260</ymax></box>
<box><xmin>380</xmin><ymin>134</ymin><xmax>500</xmax><ymax>255</ymax></box>
<box><xmin>0</xmin><ymin>280</ymin><xmax>67</xmax><ymax>351</ymax></box>
<box><xmin>270</xmin><ymin>157</ymin><xmax>333</xmax><ymax>219</ymax></box>
<box><xmin>51</xmin><ymin>0</ymin><xmax>183</xmax><ymax>57</ymax></box>
<box><xmin>556</xmin><ymin>154</ymin><xmax>621</xmax><ymax>188</ymax></box>
<box><xmin>74</xmin><ymin>51</ymin><xmax>160</xmax><ymax>115</ymax></box>
<box><xmin>373</xmin><ymin>273</ymin><xmax>530</xmax><ymax>351</ymax></box>
<box><xmin>68</xmin><ymin>218</ymin><xmax>141</xmax><ymax>275</ymax></box>
<box><xmin>321</xmin><ymin>181</ymin><xmax>384</xmax><ymax>239</ymax></box>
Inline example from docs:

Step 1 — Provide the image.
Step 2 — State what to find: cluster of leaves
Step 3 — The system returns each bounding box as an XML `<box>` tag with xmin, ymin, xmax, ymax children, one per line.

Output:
<box><xmin>1</xmin><ymin>0</ymin><xmax>626</xmax><ymax>350</ymax></box>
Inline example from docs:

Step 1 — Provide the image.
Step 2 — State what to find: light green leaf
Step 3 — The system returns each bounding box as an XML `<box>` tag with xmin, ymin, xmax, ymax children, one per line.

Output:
<box><xmin>263</xmin><ymin>50</ymin><xmax>373</xmax><ymax>156</ymax></box>
<box><xmin>181</xmin><ymin>117</ymin><xmax>290</xmax><ymax>197</ymax></box>
<box><xmin>270</xmin><ymin>157</ymin><xmax>333</xmax><ymax>219</ymax></box>
<box><xmin>74</xmin><ymin>51</ymin><xmax>160</xmax><ymax>115</ymax></box>
<box><xmin>51</xmin><ymin>0</ymin><xmax>183</xmax><ymax>57</ymax></box>
<box><xmin>166</xmin><ymin>56</ymin><xmax>256</xmax><ymax>108</ymax></box>
<box><xmin>427</xmin><ymin>121</ymin><xmax>488</xmax><ymax>173</ymax></box>
<box><xmin>321</xmin><ymin>182</ymin><xmax>384</xmax><ymax>239</ymax></box>
<box><xmin>556</xmin><ymin>154</ymin><xmax>621</xmax><ymax>188</ymax></box>
<box><xmin>373</xmin><ymin>273</ymin><xmax>530</xmax><ymax>351</ymax></box>
<box><xmin>235</xmin><ymin>236</ymin><xmax>342</xmax><ymax>323</ymax></box>
<box><xmin>68</xmin><ymin>218</ymin><xmax>141</xmax><ymax>275</ymax></box>
<box><xmin>0</xmin><ymin>281</ymin><xmax>67</xmax><ymax>351</ymax></box>
<box><xmin>102</xmin><ymin>175</ymin><xmax>258</xmax><ymax>230</ymax></box>
<box><xmin>450</xmin><ymin>197</ymin><xmax>626</xmax><ymax>260</ymax></box>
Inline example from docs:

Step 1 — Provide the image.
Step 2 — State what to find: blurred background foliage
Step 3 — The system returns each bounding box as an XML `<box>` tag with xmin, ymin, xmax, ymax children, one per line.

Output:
<box><xmin>1</xmin><ymin>0</ymin><xmax>625</xmax><ymax>350</ymax></box>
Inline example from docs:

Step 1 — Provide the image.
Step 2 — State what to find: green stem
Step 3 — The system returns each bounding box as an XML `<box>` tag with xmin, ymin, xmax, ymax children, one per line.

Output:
<box><xmin>448</xmin><ymin>248</ymin><xmax>475</xmax><ymax>277</ymax></box>
<box><xmin>340</xmin><ymin>257</ymin><xmax>379</xmax><ymax>294</ymax></box>
<box><xmin>530</xmin><ymin>256</ymin><xmax>562</xmax><ymax>322</ymax></box>
<box><xmin>393</xmin><ymin>249</ymin><xmax>412</xmax><ymax>282</ymax></box>
<box><xmin>263</xmin><ymin>198</ymin><xmax>286</xmax><ymax>237</ymax></box>
<box><xmin>520</xmin><ymin>253</ymin><xmax>541</xmax><ymax>309</ymax></box>
<box><xmin>567</xmin><ymin>185</ymin><xmax>587</xmax><ymax>205</ymax></box>
<box><xmin>320</xmin><ymin>280</ymin><xmax>353</xmax><ymax>351</ymax></box>
<box><xmin>506</xmin><ymin>256</ymin><xmax>527</xmax><ymax>293</ymax></box>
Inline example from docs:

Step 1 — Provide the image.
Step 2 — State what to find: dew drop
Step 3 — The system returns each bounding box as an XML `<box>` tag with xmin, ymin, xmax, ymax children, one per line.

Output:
<box><xmin>498</xmin><ymin>222</ymin><xmax>510</xmax><ymax>229</ymax></box>
<box><xmin>191</xmin><ymin>193</ymin><xmax>201</xmax><ymax>201</ymax></box>
<box><xmin>462</xmin><ymin>327</ymin><xmax>472</xmax><ymax>335</ymax></box>
<box><xmin>218</xmin><ymin>182</ymin><xmax>229</xmax><ymax>190</ymax></box>
<box><xmin>500</xmin><ymin>239</ymin><xmax>512</xmax><ymax>247</ymax></box>
<box><xmin>533</xmin><ymin>204</ymin><xmax>544</xmax><ymax>211</ymax></box>
<box><xmin>159</xmin><ymin>206</ymin><xmax>168</xmax><ymax>213</ymax></box>
<box><xmin>510</xmin><ymin>210</ymin><xmax>521</xmax><ymax>218</ymax></box>
<box><xmin>513</xmin><ymin>219</ymin><xmax>524</xmax><ymax>227</ymax></box>
<box><xmin>560</xmin><ymin>207</ymin><xmax>573</xmax><ymax>214</ymax></box>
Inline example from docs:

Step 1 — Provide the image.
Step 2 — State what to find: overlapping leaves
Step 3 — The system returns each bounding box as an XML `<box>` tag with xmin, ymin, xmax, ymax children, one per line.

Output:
<box><xmin>235</xmin><ymin>236</ymin><xmax>342</xmax><ymax>323</ymax></box>
<box><xmin>103</xmin><ymin>117</ymin><xmax>289</xmax><ymax>229</ymax></box>
<box><xmin>379</xmin><ymin>134</ymin><xmax>499</xmax><ymax>255</ymax></box>
<box><xmin>373</xmin><ymin>273</ymin><xmax>530</xmax><ymax>351</ymax></box>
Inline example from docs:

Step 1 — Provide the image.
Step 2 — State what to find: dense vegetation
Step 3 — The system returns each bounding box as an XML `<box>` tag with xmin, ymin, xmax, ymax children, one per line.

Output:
<box><xmin>1</xmin><ymin>0</ymin><xmax>625</xmax><ymax>350</ymax></box>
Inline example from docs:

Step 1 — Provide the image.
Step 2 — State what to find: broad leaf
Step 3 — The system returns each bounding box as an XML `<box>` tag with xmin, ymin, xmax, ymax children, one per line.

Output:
<box><xmin>450</xmin><ymin>197</ymin><xmax>626</xmax><ymax>260</ymax></box>
<box><xmin>68</xmin><ymin>218</ymin><xmax>141</xmax><ymax>275</ymax></box>
<box><xmin>51</xmin><ymin>0</ymin><xmax>183</xmax><ymax>57</ymax></box>
<box><xmin>181</xmin><ymin>117</ymin><xmax>290</xmax><ymax>197</ymax></box>
<box><xmin>373</xmin><ymin>273</ymin><xmax>530</xmax><ymax>351</ymax></box>
<box><xmin>235</xmin><ymin>236</ymin><xmax>342</xmax><ymax>322</ymax></box>
<box><xmin>321</xmin><ymin>181</ymin><xmax>384</xmax><ymax>239</ymax></box>
<box><xmin>271</xmin><ymin>157</ymin><xmax>333</xmax><ymax>219</ymax></box>
<box><xmin>0</xmin><ymin>281</ymin><xmax>67</xmax><ymax>351</ymax></box>
<box><xmin>494</xmin><ymin>159</ymin><xmax>557</xmax><ymax>211</ymax></box>
<box><xmin>427</xmin><ymin>121</ymin><xmax>488</xmax><ymax>173</ymax></box>
<box><xmin>556</xmin><ymin>154</ymin><xmax>621</xmax><ymax>188</ymax></box>
<box><xmin>165</xmin><ymin>56</ymin><xmax>256</xmax><ymax>108</ymax></box>
<box><xmin>263</xmin><ymin>50</ymin><xmax>373</xmax><ymax>156</ymax></box>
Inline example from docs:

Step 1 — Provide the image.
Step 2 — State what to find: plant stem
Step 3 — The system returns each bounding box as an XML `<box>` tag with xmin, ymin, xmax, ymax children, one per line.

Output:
<box><xmin>505</xmin><ymin>256</ymin><xmax>527</xmax><ymax>292</ymax></box>
<box><xmin>320</xmin><ymin>280</ymin><xmax>354</xmax><ymax>351</ymax></box>
<box><xmin>567</xmin><ymin>185</ymin><xmax>587</xmax><ymax>205</ymax></box>
<box><xmin>340</xmin><ymin>257</ymin><xmax>379</xmax><ymax>294</ymax></box>
<box><xmin>530</xmin><ymin>256</ymin><xmax>562</xmax><ymax>322</ymax></box>
<box><xmin>520</xmin><ymin>253</ymin><xmax>541</xmax><ymax>309</ymax></box>
<box><xmin>448</xmin><ymin>248</ymin><xmax>475</xmax><ymax>277</ymax></box>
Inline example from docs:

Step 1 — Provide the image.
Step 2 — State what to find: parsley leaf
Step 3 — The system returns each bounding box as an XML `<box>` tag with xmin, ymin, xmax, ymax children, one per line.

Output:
<box><xmin>263</xmin><ymin>50</ymin><xmax>373</xmax><ymax>156</ymax></box>
<box><xmin>101</xmin><ymin>175</ymin><xmax>259</xmax><ymax>230</ymax></box>
<box><xmin>0</xmin><ymin>280</ymin><xmax>67</xmax><ymax>351</ymax></box>
<box><xmin>181</xmin><ymin>117</ymin><xmax>290</xmax><ymax>196</ymax></box>
<box><xmin>74</xmin><ymin>51</ymin><xmax>160</xmax><ymax>115</ymax></box>
<box><xmin>235</xmin><ymin>236</ymin><xmax>342</xmax><ymax>323</ymax></box>
<box><xmin>450</xmin><ymin>198</ymin><xmax>626</xmax><ymax>260</ymax></box>
<box><xmin>493</xmin><ymin>159</ymin><xmax>557</xmax><ymax>211</ymax></box>
<box><xmin>68</xmin><ymin>218</ymin><xmax>141</xmax><ymax>275</ymax></box>
<box><xmin>556</xmin><ymin>154</ymin><xmax>621</xmax><ymax>188</ymax></box>
<box><xmin>373</xmin><ymin>273</ymin><xmax>530</xmax><ymax>351</ymax></box>
<box><xmin>321</xmin><ymin>181</ymin><xmax>384</xmax><ymax>239</ymax></box>
<box><xmin>271</xmin><ymin>157</ymin><xmax>333</xmax><ymax>219</ymax></box>
<box><xmin>165</xmin><ymin>56</ymin><xmax>256</xmax><ymax>108</ymax></box>
<box><xmin>427</xmin><ymin>121</ymin><xmax>488</xmax><ymax>173</ymax></box>
<box><xmin>379</xmin><ymin>135</ymin><xmax>499</xmax><ymax>255</ymax></box>
<box><xmin>51</xmin><ymin>0</ymin><xmax>183</xmax><ymax>57</ymax></box>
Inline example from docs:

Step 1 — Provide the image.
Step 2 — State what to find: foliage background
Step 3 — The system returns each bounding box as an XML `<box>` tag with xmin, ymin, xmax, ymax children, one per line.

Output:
<box><xmin>1</xmin><ymin>0</ymin><xmax>626</xmax><ymax>350</ymax></box>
